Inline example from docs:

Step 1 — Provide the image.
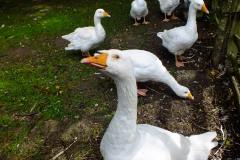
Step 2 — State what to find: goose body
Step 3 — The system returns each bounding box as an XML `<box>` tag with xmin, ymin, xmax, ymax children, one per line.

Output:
<box><xmin>81</xmin><ymin>50</ymin><xmax>218</xmax><ymax>160</ymax></box>
<box><xmin>157</xmin><ymin>0</ymin><xmax>209</xmax><ymax>67</ymax></box>
<box><xmin>158</xmin><ymin>0</ymin><xmax>180</xmax><ymax>15</ymax></box>
<box><xmin>130</xmin><ymin>0</ymin><xmax>149</xmax><ymax>25</ymax></box>
<box><xmin>101</xmin><ymin>49</ymin><xmax>193</xmax><ymax>99</ymax></box>
<box><xmin>157</xmin><ymin>24</ymin><xmax>198</xmax><ymax>56</ymax></box>
<box><xmin>158</xmin><ymin>0</ymin><xmax>180</xmax><ymax>21</ymax></box>
<box><xmin>62</xmin><ymin>9</ymin><xmax>110</xmax><ymax>56</ymax></box>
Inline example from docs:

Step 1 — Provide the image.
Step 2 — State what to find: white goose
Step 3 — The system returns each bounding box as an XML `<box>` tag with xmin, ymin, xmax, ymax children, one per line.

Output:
<box><xmin>130</xmin><ymin>0</ymin><xmax>149</xmax><ymax>26</ymax></box>
<box><xmin>157</xmin><ymin>0</ymin><xmax>209</xmax><ymax>67</ymax></box>
<box><xmin>81</xmin><ymin>50</ymin><xmax>217</xmax><ymax>160</ymax></box>
<box><xmin>62</xmin><ymin>9</ymin><xmax>110</xmax><ymax>56</ymax></box>
<box><xmin>157</xmin><ymin>0</ymin><xmax>180</xmax><ymax>22</ymax></box>
<box><xmin>99</xmin><ymin>49</ymin><xmax>194</xmax><ymax>99</ymax></box>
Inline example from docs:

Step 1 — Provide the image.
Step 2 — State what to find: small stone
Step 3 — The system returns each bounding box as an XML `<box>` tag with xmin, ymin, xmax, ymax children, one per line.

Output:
<box><xmin>74</xmin><ymin>115</ymin><xmax>79</xmax><ymax>119</ymax></box>
<box><xmin>44</xmin><ymin>120</ymin><xmax>59</xmax><ymax>136</ymax></box>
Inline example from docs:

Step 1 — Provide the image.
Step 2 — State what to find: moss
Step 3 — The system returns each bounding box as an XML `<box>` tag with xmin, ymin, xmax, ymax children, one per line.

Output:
<box><xmin>0</xmin><ymin>0</ymin><xmax>133</xmax><ymax>158</ymax></box>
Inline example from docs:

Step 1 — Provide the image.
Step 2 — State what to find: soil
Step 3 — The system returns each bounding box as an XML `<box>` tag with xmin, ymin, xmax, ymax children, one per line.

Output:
<box><xmin>43</xmin><ymin>10</ymin><xmax>240</xmax><ymax>160</ymax></box>
<box><xmin>86</xmin><ymin>7</ymin><xmax>240</xmax><ymax>159</ymax></box>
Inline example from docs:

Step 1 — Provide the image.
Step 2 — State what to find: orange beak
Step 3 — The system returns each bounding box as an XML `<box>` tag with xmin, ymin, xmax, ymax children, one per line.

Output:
<box><xmin>81</xmin><ymin>53</ymin><xmax>108</xmax><ymax>69</ymax></box>
<box><xmin>201</xmin><ymin>3</ymin><xmax>209</xmax><ymax>14</ymax></box>
<box><xmin>103</xmin><ymin>11</ymin><xmax>111</xmax><ymax>17</ymax></box>
<box><xmin>187</xmin><ymin>92</ymin><xmax>194</xmax><ymax>100</ymax></box>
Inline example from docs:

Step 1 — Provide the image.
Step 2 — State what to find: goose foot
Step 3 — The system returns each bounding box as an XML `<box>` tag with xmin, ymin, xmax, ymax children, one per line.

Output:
<box><xmin>170</xmin><ymin>14</ymin><xmax>179</xmax><ymax>20</ymax></box>
<box><xmin>178</xmin><ymin>55</ymin><xmax>187</xmax><ymax>61</ymax></box>
<box><xmin>133</xmin><ymin>19</ymin><xmax>140</xmax><ymax>26</ymax></box>
<box><xmin>133</xmin><ymin>22</ymin><xmax>140</xmax><ymax>26</ymax></box>
<box><xmin>175</xmin><ymin>55</ymin><xmax>185</xmax><ymax>67</ymax></box>
<box><xmin>142</xmin><ymin>17</ymin><xmax>149</xmax><ymax>24</ymax></box>
<box><xmin>162</xmin><ymin>18</ymin><xmax>170</xmax><ymax>22</ymax></box>
<box><xmin>162</xmin><ymin>13</ymin><xmax>170</xmax><ymax>22</ymax></box>
<box><xmin>142</xmin><ymin>21</ymin><xmax>150</xmax><ymax>24</ymax></box>
<box><xmin>176</xmin><ymin>61</ymin><xmax>185</xmax><ymax>67</ymax></box>
<box><xmin>137</xmin><ymin>89</ymin><xmax>148</xmax><ymax>96</ymax></box>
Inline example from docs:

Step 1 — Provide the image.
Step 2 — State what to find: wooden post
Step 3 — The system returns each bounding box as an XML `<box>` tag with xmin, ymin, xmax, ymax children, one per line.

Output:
<box><xmin>212</xmin><ymin>0</ymin><xmax>240</xmax><ymax>108</ymax></box>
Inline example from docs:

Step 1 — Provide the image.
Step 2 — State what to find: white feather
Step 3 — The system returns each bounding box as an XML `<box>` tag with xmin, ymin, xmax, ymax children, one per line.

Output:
<box><xmin>62</xmin><ymin>9</ymin><xmax>109</xmax><ymax>53</ymax></box>
<box><xmin>130</xmin><ymin>0</ymin><xmax>148</xmax><ymax>20</ymax></box>
<box><xmin>157</xmin><ymin>0</ymin><xmax>180</xmax><ymax>16</ymax></box>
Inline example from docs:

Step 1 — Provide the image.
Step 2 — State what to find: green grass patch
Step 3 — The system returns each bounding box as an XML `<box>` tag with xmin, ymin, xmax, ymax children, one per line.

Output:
<box><xmin>0</xmin><ymin>0</ymin><xmax>133</xmax><ymax>159</ymax></box>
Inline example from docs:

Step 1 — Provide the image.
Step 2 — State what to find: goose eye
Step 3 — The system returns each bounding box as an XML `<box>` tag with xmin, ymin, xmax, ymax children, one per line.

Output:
<box><xmin>112</xmin><ymin>54</ymin><xmax>120</xmax><ymax>59</ymax></box>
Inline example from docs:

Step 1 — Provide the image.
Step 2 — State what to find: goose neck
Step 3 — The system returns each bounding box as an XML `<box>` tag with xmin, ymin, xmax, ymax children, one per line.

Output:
<box><xmin>102</xmin><ymin>74</ymin><xmax>138</xmax><ymax>150</ymax></box>
<box><xmin>94</xmin><ymin>16</ymin><xmax>104</xmax><ymax>34</ymax></box>
<box><xmin>159</xmin><ymin>71</ymin><xmax>182</xmax><ymax>95</ymax></box>
<box><xmin>186</xmin><ymin>3</ymin><xmax>197</xmax><ymax>31</ymax></box>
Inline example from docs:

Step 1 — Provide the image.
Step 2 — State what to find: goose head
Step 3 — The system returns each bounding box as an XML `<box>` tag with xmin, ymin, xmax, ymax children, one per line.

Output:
<box><xmin>95</xmin><ymin>9</ymin><xmax>111</xmax><ymax>18</ymax></box>
<box><xmin>81</xmin><ymin>49</ymin><xmax>133</xmax><ymax>80</ymax></box>
<box><xmin>175</xmin><ymin>85</ymin><xmax>194</xmax><ymax>100</ymax></box>
<box><xmin>191</xmin><ymin>0</ymin><xmax>209</xmax><ymax>14</ymax></box>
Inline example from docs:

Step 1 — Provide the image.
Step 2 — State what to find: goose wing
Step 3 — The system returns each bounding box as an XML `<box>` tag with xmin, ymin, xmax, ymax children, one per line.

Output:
<box><xmin>62</xmin><ymin>26</ymin><xmax>95</xmax><ymax>42</ymax></box>
<box><xmin>122</xmin><ymin>50</ymin><xmax>166</xmax><ymax>81</ymax></box>
<box><xmin>158</xmin><ymin>27</ymin><xmax>194</xmax><ymax>52</ymax></box>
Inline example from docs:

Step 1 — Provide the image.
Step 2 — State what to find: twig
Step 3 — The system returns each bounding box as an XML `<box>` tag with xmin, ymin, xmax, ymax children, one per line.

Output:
<box><xmin>185</xmin><ymin>54</ymin><xmax>195</xmax><ymax>59</ymax></box>
<box><xmin>204</xmin><ymin>46</ymin><xmax>214</xmax><ymax>49</ymax></box>
<box><xmin>237</xmin><ymin>68</ymin><xmax>240</xmax><ymax>82</ymax></box>
<box><xmin>50</xmin><ymin>137</ymin><xmax>78</xmax><ymax>160</ymax></box>
<box><xmin>146</xmin><ymin>86</ymin><xmax>162</xmax><ymax>95</ymax></box>
<box><xmin>214</xmin><ymin>125</ymin><xmax>226</xmax><ymax>156</ymax></box>
<box><xmin>231</xmin><ymin>76</ymin><xmax>240</xmax><ymax>106</ymax></box>
<box><xmin>192</xmin><ymin>123</ymin><xmax>209</xmax><ymax>131</ymax></box>
<box><xmin>216</xmin><ymin>68</ymin><xmax>226</xmax><ymax>79</ymax></box>
<box><xmin>30</xmin><ymin>103</ymin><xmax>37</xmax><ymax>113</ymax></box>
<box><xmin>15</xmin><ymin>112</ymin><xmax>38</xmax><ymax>117</ymax></box>
<box><xmin>182</xmin><ymin>60</ymin><xmax>195</xmax><ymax>64</ymax></box>
<box><xmin>189</xmin><ymin>48</ymin><xmax>198</xmax><ymax>52</ymax></box>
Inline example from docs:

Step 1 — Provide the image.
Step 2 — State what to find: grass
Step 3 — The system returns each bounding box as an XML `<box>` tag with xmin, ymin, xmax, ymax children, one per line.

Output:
<box><xmin>0</xmin><ymin>0</ymin><xmax>133</xmax><ymax>159</ymax></box>
<box><xmin>0</xmin><ymin>0</ymin><xmax>132</xmax><ymax>51</ymax></box>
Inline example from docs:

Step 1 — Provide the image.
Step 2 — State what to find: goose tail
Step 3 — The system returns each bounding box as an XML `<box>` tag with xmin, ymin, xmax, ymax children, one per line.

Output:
<box><xmin>188</xmin><ymin>131</ymin><xmax>218</xmax><ymax>159</ymax></box>
<box><xmin>157</xmin><ymin>31</ymin><xmax>164</xmax><ymax>39</ymax></box>
<box><xmin>65</xmin><ymin>46</ymin><xmax>74</xmax><ymax>51</ymax></box>
<box><xmin>64</xmin><ymin>43</ymin><xmax>76</xmax><ymax>51</ymax></box>
<box><xmin>62</xmin><ymin>34</ymin><xmax>71</xmax><ymax>41</ymax></box>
